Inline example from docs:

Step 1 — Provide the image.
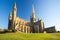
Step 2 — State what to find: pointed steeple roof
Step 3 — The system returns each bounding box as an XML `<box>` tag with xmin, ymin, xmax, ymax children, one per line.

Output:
<box><xmin>14</xmin><ymin>2</ymin><xmax>16</xmax><ymax>9</ymax></box>
<box><xmin>32</xmin><ymin>4</ymin><xmax>35</xmax><ymax>14</ymax></box>
<box><xmin>32</xmin><ymin>4</ymin><xmax>36</xmax><ymax>18</ymax></box>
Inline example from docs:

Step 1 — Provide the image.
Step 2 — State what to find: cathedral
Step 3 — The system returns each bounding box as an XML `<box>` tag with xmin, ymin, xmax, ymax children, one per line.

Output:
<box><xmin>8</xmin><ymin>3</ymin><xmax>45</xmax><ymax>33</ymax></box>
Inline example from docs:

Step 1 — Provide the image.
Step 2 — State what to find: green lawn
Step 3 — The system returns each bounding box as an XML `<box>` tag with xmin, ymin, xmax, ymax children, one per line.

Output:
<box><xmin>0</xmin><ymin>32</ymin><xmax>60</xmax><ymax>40</ymax></box>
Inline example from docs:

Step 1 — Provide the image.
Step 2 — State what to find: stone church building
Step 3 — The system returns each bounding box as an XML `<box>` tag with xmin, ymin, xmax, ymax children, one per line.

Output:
<box><xmin>8</xmin><ymin>3</ymin><xmax>56</xmax><ymax>33</ymax></box>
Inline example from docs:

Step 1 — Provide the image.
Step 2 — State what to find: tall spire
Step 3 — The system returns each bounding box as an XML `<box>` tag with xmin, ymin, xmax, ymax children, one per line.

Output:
<box><xmin>12</xmin><ymin>2</ymin><xmax>17</xmax><ymax>30</ymax></box>
<box><xmin>12</xmin><ymin>2</ymin><xmax>17</xmax><ymax>21</ymax></box>
<box><xmin>30</xmin><ymin>4</ymin><xmax>36</xmax><ymax>23</ymax></box>
<box><xmin>32</xmin><ymin>4</ymin><xmax>35</xmax><ymax>16</ymax></box>
<box><xmin>14</xmin><ymin>2</ymin><xmax>16</xmax><ymax>9</ymax></box>
<box><xmin>32</xmin><ymin>4</ymin><xmax>35</xmax><ymax>14</ymax></box>
<box><xmin>13</xmin><ymin>2</ymin><xmax>17</xmax><ymax>15</ymax></box>
<box><xmin>32</xmin><ymin>4</ymin><xmax>36</xmax><ymax>19</ymax></box>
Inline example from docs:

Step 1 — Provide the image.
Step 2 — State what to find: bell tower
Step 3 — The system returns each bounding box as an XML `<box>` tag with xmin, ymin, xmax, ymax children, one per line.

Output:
<box><xmin>12</xmin><ymin>3</ymin><xmax>17</xmax><ymax>21</ymax></box>
<box><xmin>30</xmin><ymin>5</ymin><xmax>36</xmax><ymax>33</ymax></box>
<box><xmin>12</xmin><ymin>3</ymin><xmax>17</xmax><ymax>30</ymax></box>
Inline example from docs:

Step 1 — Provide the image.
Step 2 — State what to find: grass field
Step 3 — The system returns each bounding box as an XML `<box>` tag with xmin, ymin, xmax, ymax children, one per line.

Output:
<box><xmin>0</xmin><ymin>32</ymin><xmax>60</xmax><ymax>40</ymax></box>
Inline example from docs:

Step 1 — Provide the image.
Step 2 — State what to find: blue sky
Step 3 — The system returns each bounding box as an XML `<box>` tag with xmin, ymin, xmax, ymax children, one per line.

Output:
<box><xmin>0</xmin><ymin>0</ymin><xmax>60</xmax><ymax>31</ymax></box>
